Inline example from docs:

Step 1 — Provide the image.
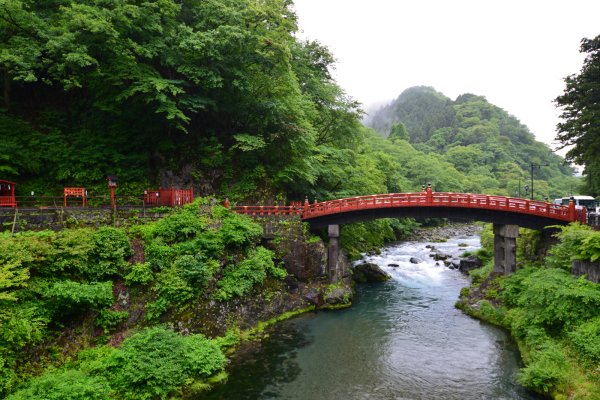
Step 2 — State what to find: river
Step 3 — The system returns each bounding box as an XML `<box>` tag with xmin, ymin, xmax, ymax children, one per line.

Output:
<box><xmin>204</xmin><ymin>232</ymin><xmax>539</xmax><ymax>399</ymax></box>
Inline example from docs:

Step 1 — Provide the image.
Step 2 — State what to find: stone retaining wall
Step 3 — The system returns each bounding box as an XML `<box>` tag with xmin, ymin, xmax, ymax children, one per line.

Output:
<box><xmin>0</xmin><ymin>207</ymin><xmax>168</xmax><ymax>232</ymax></box>
<box><xmin>572</xmin><ymin>260</ymin><xmax>600</xmax><ymax>283</ymax></box>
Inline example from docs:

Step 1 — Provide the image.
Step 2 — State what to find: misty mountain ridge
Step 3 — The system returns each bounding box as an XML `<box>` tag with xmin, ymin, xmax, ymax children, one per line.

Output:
<box><xmin>367</xmin><ymin>86</ymin><xmax>571</xmax><ymax>172</ymax></box>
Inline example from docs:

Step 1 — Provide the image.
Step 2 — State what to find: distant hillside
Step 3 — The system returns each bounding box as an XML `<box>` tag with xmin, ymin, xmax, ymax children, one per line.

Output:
<box><xmin>365</xmin><ymin>86</ymin><xmax>577</xmax><ymax>199</ymax></box>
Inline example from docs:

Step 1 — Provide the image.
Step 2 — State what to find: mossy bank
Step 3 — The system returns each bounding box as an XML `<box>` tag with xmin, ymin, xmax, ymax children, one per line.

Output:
<box><xmin>456</xmin><ymin>224</ymin><xmax>600</xmax><ymax>400</ymax></box>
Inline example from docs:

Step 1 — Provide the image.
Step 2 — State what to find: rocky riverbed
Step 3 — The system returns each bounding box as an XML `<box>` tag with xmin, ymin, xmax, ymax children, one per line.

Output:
<box><xmin>406</xmin><ymin>222</ymin><xmax>483</xmax><ymax>242</ymax></box>
<box><xmin>355</xmin><ymin>223</ymin><xmax>484</xmax><ymax>282</ymax></box>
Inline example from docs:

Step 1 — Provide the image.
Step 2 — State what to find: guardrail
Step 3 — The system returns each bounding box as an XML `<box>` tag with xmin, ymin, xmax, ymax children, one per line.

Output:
<box><xmin>232</xmin><ymin>192</ymin><xmax>586</xmax><ymax>224</ymax></box>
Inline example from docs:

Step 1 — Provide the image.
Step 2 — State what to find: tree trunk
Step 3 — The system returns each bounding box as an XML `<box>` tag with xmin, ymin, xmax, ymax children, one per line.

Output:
<box><xmin>3</xmin><ymin>71</ymin><xmax>10</xmax><ymax>109</ymax></box>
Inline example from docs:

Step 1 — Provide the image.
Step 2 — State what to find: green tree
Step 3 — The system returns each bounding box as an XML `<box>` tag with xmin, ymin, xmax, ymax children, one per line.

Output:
<box><xmin>555</xmin><ymin>35</ymin><xmax>600</xmax><ymax>196</ymax></box>
<box><xmin>388</xmin><ymin>122</ymin><xmax>409</xmax><ymax>141</ymax></box>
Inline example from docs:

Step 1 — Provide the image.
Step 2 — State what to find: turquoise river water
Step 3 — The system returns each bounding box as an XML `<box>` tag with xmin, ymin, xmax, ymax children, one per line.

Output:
<box><xmin>204</xmin><ymin>233</ymin><xmax>539</xmax><ymax>399</ymax></box>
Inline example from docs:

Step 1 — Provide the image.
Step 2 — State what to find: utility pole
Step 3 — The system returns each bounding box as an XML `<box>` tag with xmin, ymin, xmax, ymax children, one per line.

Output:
<box><xmin>530</xmin><ymin>163</ymin><xmax>549</xmax><ymax>200</ymax></box>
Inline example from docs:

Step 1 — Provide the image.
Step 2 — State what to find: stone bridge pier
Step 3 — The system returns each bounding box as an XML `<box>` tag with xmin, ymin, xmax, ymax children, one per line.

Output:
<box><xmin>327</xmin><ymin>224</ymin><xmax>343</xmax><ymax>282</ymax></box>
<box><xmin>493</xmin><ymin>224</ymin><xmax>519</xmax><ymax>275</ymax></box>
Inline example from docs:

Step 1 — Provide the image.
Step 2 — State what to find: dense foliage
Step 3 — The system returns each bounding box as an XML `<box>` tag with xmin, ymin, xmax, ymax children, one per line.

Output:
<box><xmin>0</xmin><ymin>0</ymin><xmax>363</xmax><ymax>200</ymax></box>
<box><xmin>0</xmin><ymin>0</ymin><xmax>583</xmax><ymax>258</ymax></box>
<box><xmin>0</xmin><ymin>199</ymin><xmax>287</xmax><ymax>397</ymax></box>
<box><xmin>0</xmin><ymin>1</ymin><xmax>579</xmax><ymax>205</ymax></box>
<box><xmin>367</xmin><ymin>86</ymin><xmax>579</xmax><ymax>199</ymax></box>
<box><xmin>461</xmin><ymin>223</ymin><xmax>600</xmax><ymax>398</ymax></box>
<box><xmin>555</xmin><ymin>35</ymin><xmax>600</xmax><ymax>196</ymax></box>
<box><xmin>7</xmin><ymin>326</ymin><xmax>227</xmax><ymax>400</ymax></box>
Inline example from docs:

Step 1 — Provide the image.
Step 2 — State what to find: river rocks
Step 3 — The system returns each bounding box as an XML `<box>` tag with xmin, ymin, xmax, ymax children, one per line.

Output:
<box><xmin>284</xmin><ymin>275</ymin><xmax>299</xmax><ymax>293</ymax></box>
<box><xmin>388</xmin><ymin>263</ymin><xmax>400</xmax><ymax>268</ymax></box>
<box><xmin>324</xmin><ymin>285</ymin><xmax>353</xmax><ymax>307</ymax></box>
<box><xmin>408</xmin><ymin>223</ymin><xmax>482</xmax><ymax>242</ymax></box>
<box><xmin>353</xmin><ymin>262</ymin><xmax>391</xmax><ymax>283</ymax></box>
<box><xmin>431</xmin><ymin>252</ymin><xmax>450</xmax><ymax>261</ymax></box>
<box><xmin>459</xmin><ymin>256</ymin><xmax>482</xmax><ymax>273</ymax></box>
<box><xmin>409</xmin><ymin>257</ymin><xmax>421</xmax><ymax>264</ymax></box>
<box><xmin>271</xmin><ymin>237</ymin><xmax>327</xmax><ymax>281</ymax></box>
<box><xmin>304</xmin><ymin>288</ymin><xmax>324</xmax><ymax>306</ymax></box>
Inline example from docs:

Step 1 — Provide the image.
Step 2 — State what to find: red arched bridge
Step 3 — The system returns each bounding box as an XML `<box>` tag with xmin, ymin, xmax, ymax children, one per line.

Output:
<box><xmin>230</xmin><ymin>191</ymin><xmax>586</xmax><ymax>230</ymax></box>
<box><xmin>230</xmin><ymin>191</ymin><xmax>586</xmax><ymax>281</ymax></box>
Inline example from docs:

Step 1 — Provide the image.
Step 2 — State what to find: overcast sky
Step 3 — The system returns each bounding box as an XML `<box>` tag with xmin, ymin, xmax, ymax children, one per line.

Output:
<box><xmin>291</xmin><ymin>0</ymin><xmax>600</xmax><ymax>153</ymax></box>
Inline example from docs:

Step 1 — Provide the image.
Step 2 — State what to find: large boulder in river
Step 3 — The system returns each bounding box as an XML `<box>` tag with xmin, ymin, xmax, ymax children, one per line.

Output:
<box><xmin>353</xmin><ymin>262</ymin><xmax>391</xmax><ymax>283</ymax></box>
<box><xmin>459</xmin><ymin>256</ymin><xmax>482</xmax><ymax>273</ymax></box>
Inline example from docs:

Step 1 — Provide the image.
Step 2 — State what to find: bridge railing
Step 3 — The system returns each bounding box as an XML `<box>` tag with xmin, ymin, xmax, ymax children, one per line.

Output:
<box><xmin>231</xmin><ymin>192</ymin><xmax>584</xmax><ymax>224</ymax></box>
<box><xmin>302</xmin><ymin>192</ymin><xmax>577</xmax><ymax>222</ymax></box>
<box><xmin>232</xmin><ymin>205</ymin><xmax>302</xmax><ymax>216</ymax></box>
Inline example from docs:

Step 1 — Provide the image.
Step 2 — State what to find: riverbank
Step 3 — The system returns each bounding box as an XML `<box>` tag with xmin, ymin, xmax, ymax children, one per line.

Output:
<box><xmin>455</xmin><ymin>224</ymin><xmax>600</xmax><ymax>400</ymax></box>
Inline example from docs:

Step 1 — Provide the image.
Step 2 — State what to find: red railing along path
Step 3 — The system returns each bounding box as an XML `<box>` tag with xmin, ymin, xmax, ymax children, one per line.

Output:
<box><xmin>230</xmin><ymin>192</ymin><xmax>587</xmax><ymax>225</ymax></box>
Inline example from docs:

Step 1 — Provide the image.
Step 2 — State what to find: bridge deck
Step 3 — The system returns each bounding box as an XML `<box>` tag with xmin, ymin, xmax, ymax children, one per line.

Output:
<box><xmin>232</xmin><ymin>192</ymin><xmax>586</xmax><ymax>227</ymax></box>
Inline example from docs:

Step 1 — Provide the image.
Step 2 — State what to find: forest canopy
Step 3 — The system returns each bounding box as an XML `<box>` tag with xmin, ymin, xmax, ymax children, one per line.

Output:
<box><xmin>0</xmin><ymin>0</ymin><xmax>580</xmax><ymax>203</ymax></box>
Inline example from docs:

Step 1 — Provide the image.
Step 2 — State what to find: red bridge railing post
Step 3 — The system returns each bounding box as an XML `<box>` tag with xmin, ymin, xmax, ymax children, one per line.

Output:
<box><xmin>426</xmin><ymin>183</ymin><xmax>433</xmax><ymax>203</ymax></box>
<box><xmin>568</xmin><ymin>197</ymin><xmax>576</xmax><ymax>221</ymax></box>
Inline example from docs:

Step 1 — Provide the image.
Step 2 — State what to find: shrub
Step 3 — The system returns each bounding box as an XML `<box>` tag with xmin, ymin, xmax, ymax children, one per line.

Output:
<box><xmin>214</xmin><ymin>247</ymin><xmax>278</xmax><ymax>301</ymax></box>
<box><xmin>137</xmin><ymin>205</ymin><xmax>205</xmax><ymax>244</ymax></box>
<box><xmin>173</xmin><ymin>255</ymin><xmax>212</xmax><ymax>287</ymax></box>
<box><xmin>105</xmin><ymin>327</ymin><xmax>226</xmax><ymax>399</ymax></box>
<box><xmin>578</xmin><ymin>231</ymin><xmax>600</xmax><ymax>262</ymax></box>
<box><xmin>546</xmin><ymin>223</ymin><xmax>593</xmax><ymax>270</ymax></box>
<box><xmin>517</xmin><ymin>340</ymin><xmax>569</xmax><ymax>394</ymax></box>
<box><xmin>89</xmin><ymin>227</ymin><xmax>132</xmax><ymax>278</ymax></box>
<box><xmin>96</xmin><ymin>309</ymin><xmax>128</xmax><ymax>333</ymax></box>
<box><xmin>35</xmin><ymin>280</ymin><xmax>114</xmax><ymax>312</ymax></box>
<box><xmin>124</xmin><ymin>262</ymin><xmax>153</xmax><ymax>286</ymax></box>
<box><xmin>145</xmin><ymin>267</ymin><xmax>194</xmax><ymax>320</ymax></box>
<box><xmin>218</xmin><ymin>212</ymin><xmax>262</xmax><ymax>248</ymax></box>
<box><xmin>468</xmin><ymin>261</ymin><xmax>493</xmax><ymax>286</ymax></box>
<box><xmin>6</xmin><ymin>369</ymin><xmax>112</xmax><ymax>400</ymax></box>
<box><xmin>568</xmin><ymin>316</ymin><xmax>600</xmax><ymax>365</ymax></box>
<box><xmin>501</xmin><ymin>267</ymin><xmax>600</xmax><ymax>332</ymax></box>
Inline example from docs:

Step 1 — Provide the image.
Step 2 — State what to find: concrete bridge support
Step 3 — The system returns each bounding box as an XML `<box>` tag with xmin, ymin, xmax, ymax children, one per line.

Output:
<box><xmin>327</xmin><ymin>224</ymin><xmax>342</xmax><ymax>282</ymax></box>
<box><xmin>493</xmin><ymin>224</ymin><xmax>519</xmax><ymax>275</ymax></box>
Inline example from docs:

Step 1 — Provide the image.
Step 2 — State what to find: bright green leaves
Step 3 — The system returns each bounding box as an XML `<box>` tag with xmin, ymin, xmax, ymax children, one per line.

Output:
<box><xmin>214</xmin><ymin>246</ymin><xmax>280</xmax><ymax>301</ymax></box>
<box><xmin>579</xmin><ymin>232</ymin><xmax>600</xmax><ymax>262</ymax></box>
<box><xmin>6</xmin><ymin>369</ymin><xmax>112</xmax><ymax>400</ymax></box>
<box><xmin>233</xmin><ymin>133</ymin><xmax>267</xmax><ymax>152</ymax></box>
<box><xmin>0</xmin><ymin>260</ymin><xmax>28</xmax><ymax>301</ymax></box>
<box><xmin>546</xmin><ymin>223</ymin><xmax>595</xmax><ymax>269</ymax></box>
<box><xmin>105</xmin><ymin>327</ymin><xmax>226</xmax><ymax>399</ymax></box>
<box><xmin>8</xmin><ymin>327</ymin><xmax>227</xmax><ymax>400</ymax></box>
<box><xmin>498</xmin><ymin>265</ymin><xmax>600</xmax><ymax>394</ymax></box>
<box><xmin>34</xmin><ymin>280</ymin><xmax>114</xmax><ymax>311</ymax></box>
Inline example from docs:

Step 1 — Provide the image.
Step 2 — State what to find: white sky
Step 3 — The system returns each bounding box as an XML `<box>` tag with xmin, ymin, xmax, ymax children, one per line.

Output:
<box><xmin>292</xmin><ymin>0</ymin><xmax>600</xmax><ymax>153</ymax></box>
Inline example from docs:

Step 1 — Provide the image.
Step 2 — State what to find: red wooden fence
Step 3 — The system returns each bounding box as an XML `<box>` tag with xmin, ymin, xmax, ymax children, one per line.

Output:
<box><xmin>0</xmin><ymin>180</ymin><xmax>16</xmax><ymax>207</ymax></box>
<box><xmin>144</xmin><ymin>188</ymin><xmax>194</xmax><ymax>207</ymax></box>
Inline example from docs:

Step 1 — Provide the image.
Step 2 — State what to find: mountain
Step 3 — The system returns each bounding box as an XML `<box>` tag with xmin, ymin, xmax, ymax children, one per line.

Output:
<box><xmin>365</xmin><ymin>86</ymin><xmax>578</xmax><ymax>199</ymax></box>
